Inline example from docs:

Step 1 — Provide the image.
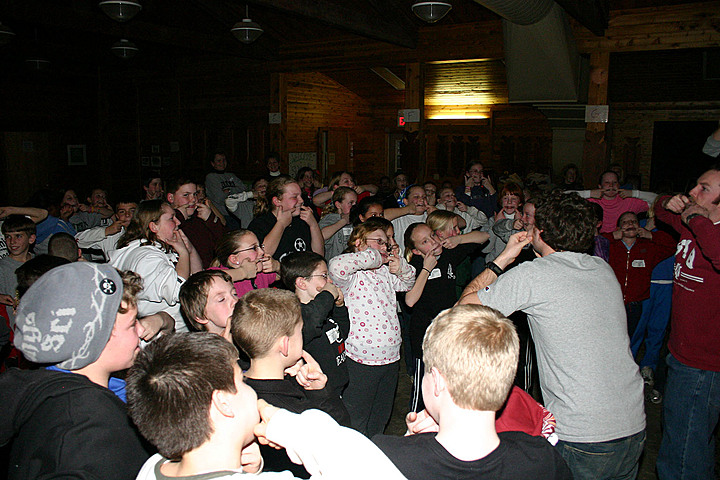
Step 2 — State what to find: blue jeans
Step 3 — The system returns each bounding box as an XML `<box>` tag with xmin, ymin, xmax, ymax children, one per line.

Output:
<box><xmin>631</xmin><ymin>282</ymin><xmax>672</xmax><ymax>369</ymax></box>
<box><xmin>556</xmin><ymin>430</ymin><xmax>645</xmax><ymax>480</ymax></box>
<box><xmin>656</xmin><ymin>353</ymin><xmax>720</xmax><ymax>480</ymax></box>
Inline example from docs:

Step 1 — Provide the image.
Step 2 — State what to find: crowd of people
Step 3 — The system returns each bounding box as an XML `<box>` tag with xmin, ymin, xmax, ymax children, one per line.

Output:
<box><xmin>0</xmin><ymin>137</ymin><xmax>718</xmax><ymax>480</ymax></box>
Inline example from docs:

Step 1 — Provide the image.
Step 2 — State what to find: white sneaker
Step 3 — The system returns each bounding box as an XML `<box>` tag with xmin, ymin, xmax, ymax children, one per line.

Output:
<box><xmin>640</xmin><ymin>366</ymin><xmax>654</xmax><ymax>387</ymax></box>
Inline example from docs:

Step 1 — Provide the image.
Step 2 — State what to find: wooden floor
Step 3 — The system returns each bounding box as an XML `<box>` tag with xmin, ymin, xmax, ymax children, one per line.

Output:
<box><xmin>384</xmin><ymin>357</ymin><xmax>720</xmax><ymax>480</ymax></box>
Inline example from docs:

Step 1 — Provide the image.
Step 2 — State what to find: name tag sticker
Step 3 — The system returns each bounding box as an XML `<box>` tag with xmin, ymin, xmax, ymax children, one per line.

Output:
<box><xmin>342</xmin><ymin>226</ymin><xmax>353</xmax><ymax>236</ymax></box>
<box><xmin>428</xmin><ymin>268</ymin><xmax>441</xmax><ymax>280</ymax></box>
<box><xmin>631</xmin><ymin>260</ymin><xmax>646</xmax><ymax>268</ymax></box>
<box><xmin>325</xmin><ymin>325</ymin><xmax>340</xmax><ymax>344</ymax></box>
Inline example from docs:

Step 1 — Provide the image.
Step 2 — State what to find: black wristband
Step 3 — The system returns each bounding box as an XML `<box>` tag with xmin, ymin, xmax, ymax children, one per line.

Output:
<box><xmin>685</xmin><ymin>213</ymin><xmax>702</xmax><ymax>223</ymax></box>
<box><xmin>422</xmin><ymin>267</ymin><xmax>431</xmax><ymax>274</ymax></box>
<box><xmin>486</xmin><ymin>261</ymin><xmax>504</xmax><ymax>276</ymax></box>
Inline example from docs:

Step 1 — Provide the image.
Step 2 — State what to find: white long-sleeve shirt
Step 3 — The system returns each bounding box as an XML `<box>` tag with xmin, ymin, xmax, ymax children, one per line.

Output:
<box><xmin>329</xmin><ymin>249</ymin><xmax>415</xmax><ymax>365</ymax></box>
<box><xmin>108</xmin><ymin>240</ymin><xmax>187</xmax><ymax>332</ymax></box>
<box><xmin>135</xmin><ymin>409</ymin><xmax>406</xmax><ymax>480</ymax></box>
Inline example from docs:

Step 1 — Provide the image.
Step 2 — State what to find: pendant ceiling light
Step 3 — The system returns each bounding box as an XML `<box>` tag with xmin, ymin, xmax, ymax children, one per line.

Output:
<box><xmin>111</xmin><ymin>39</ymin><xmax>138</xmax><ymax>59</ymax></box>
<box><xmin>412</xmin><ymin>2</ymin><xmax>452</xmax><ymax>23</ymax></box>
<box><xmin>98</xmin><ymin>0</ymin><xmax>142</xmax><ymax>22</ymax></box>
<box><xmin>0</xmin><ymin>22</ymin><xmax>16</xmax><ymax>46</ymax></box>
<box><xmin>231</xmin><ymin>5</ymin><xmax>263</xmax><ymax>44</ymax></box>
<box><xmin>25</xmin><ymin>57</ymin><xmax>51</xmax><ymax>71</ymax></box>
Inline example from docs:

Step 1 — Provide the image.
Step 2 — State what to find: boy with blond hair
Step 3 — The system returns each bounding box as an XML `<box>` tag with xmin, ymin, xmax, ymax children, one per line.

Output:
<box><xmin>373</xmin><ymin>305</ymin><xmax>571</xmax><ymax>479</ymax></box>
<box><xmin>231</xmin><ymin>288</ymin><xmax>350</xmax><ymax>476</ymax></box>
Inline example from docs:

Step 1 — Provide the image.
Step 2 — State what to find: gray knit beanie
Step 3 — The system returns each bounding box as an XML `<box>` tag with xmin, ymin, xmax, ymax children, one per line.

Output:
<box><xmin>14</xmin><ymin>262</ymin><xmax>123</xmax><ymax>370</ymax></box>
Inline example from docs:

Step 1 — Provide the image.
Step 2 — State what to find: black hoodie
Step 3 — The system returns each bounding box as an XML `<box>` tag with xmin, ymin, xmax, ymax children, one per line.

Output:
<box><xmin>0</xmin><ymin>368</ymin><xmax>151</xmax><ymax>480</ymax></box>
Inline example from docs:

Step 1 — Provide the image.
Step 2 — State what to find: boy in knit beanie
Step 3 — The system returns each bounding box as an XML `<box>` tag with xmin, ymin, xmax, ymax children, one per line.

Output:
<box><xmin>0</xmin><ymin>262</ymin><xmax>152</xmax><ymax>480</ymax></box>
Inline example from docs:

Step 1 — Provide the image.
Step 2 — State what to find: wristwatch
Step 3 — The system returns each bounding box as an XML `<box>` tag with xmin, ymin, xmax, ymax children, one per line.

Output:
<box><xmin>486</xmin><ymin>261</ymin><xmax>504</xmax><ymax>276</ymax></box>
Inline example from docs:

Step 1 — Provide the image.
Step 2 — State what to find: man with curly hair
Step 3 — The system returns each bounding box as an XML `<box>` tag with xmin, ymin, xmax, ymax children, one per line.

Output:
<box><xmin>460</xmin><ymin>192</ymin><xmax>645</xmax><ymax>480</ymax></box>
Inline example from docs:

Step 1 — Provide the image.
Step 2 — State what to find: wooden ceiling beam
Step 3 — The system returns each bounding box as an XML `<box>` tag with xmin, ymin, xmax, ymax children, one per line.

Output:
<box><xmin>270</xmin><ymin>20</ymin><xmax>503</xmax><ymax>72</ymax></box>
<box><xmin>4</xmin><ymin>0</ymin><xmax>264</xmax><ymax>60</ymax></box>
<box><xmin>555</xmin><ymin>0</ymin><xmax>608</xmax><ymax>36</ymax></box>
<box><xmin>371</xmin><ymin>67</ymin><xmax>405</xmax><ymax>90</ymax></box>
<box><xmin>246</xmin><ymin>0</ymin><xmax>417</xmax><ymax>49</ymax></box>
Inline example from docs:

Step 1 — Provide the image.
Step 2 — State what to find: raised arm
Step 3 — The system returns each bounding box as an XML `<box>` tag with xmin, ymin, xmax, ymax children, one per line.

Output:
<box><xmin>260</xmin><ymin>208</ymin><xmax>292</xmax><ymax>257</ymax></box>
<box><xmin>301</xmin><ymin>206</ymin><xmax>325</xmax><ymax>256</ymax></box>
<box><xmin>405</xmin><ymin>254</ymin><xmax>437</xmax><ymax>307</ymax></box>
<box><xmin>458</xmin><ymin>231</ymin><xmax>531</xmax><ymax>304</ymax></box>
<box><xmin>329</xmin><ymin>249</ymin><xmax>382</xmax><ymax>289</ymax></box>
<box><xmin>0</xmin><ymin>206</ymin><xmax>48</xmax><ymax>223</ymax></box>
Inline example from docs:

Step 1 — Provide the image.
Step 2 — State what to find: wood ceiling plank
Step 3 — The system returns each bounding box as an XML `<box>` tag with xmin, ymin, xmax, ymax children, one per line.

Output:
<box><xmin>247</xmin><ymin>0</ymin><xmax>417</xmax><ymax>48</ymax></box>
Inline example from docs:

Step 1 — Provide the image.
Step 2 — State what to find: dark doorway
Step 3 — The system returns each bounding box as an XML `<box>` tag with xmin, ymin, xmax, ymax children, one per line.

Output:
<box><xmin>651</xmin><ymin>121</ymin><xmax>717</xmax><ymax>193</ymax></box>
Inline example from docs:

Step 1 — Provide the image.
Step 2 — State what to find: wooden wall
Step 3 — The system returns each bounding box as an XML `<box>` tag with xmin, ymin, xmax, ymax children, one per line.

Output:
<box><xmin>284</xmin><ymin>72</ymin><xmax>389</xmax><ymax>184</ymax></box>
<box><xmin>0</xmin><ymin>74</ymin><xmax>100</xmax><ymax>205</ymax></box>
<box><xmin>574</xmin><ymin>1</ymin><xmax>720</xmax><ymax>189</ymax></box>
<box><xmin>422</xmin><ymin>106</ymin><xmax>552</xmax><ymax>185</ymax></box>
<box><xmin>610</xmin><ymin>102</ymin><xmax>720</xmax><ymax>188</ymax></box>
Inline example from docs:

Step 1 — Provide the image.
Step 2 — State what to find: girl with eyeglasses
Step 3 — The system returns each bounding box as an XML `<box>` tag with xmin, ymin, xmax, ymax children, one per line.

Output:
<box><xmin>328</xmin><ymin>217</ymin><xmax>415</xmax><ymax>437</ymax></box>
<box><xmin>210</xmin><ymin>229</ymin><xmax>280</xmax><ymax>298</ymax></box>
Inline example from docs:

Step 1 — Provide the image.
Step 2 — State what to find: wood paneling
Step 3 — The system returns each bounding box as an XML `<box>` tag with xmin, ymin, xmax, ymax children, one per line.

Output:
<box><xmin>284</xmin><ymin>72</ymin><xmax>386</xmax><ymax>183</ymax></box>
<box><xmin>574</xmin><ymin>1</ymin><xmax>720</xmax><ymax>53</ymax></box>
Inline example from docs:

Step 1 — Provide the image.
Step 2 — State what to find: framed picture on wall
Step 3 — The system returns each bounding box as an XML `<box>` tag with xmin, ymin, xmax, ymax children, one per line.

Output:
<box><xmin>151</xmin><ymin>156</ymin><xmax>161</xmax><ymax>168</ymax></box>
<box><xmin>141</xmin><ymin>156</ymin><xmax>150</xmax><ymax>166</ymax></box>
<box><xmin>151</xmin><ymin>145</ymin><xmax>160</xmax><ymax>154</ymax></box>
<box><xmin>67</xmin><ymin>145</ymin><xmax>87</xmax><ymax>166</ymax></box>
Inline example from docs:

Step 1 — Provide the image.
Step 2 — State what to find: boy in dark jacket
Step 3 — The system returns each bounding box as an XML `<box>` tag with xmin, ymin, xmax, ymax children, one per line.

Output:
<box><xmin>281</xmin><ymin>251</ymin><xmax>350</xmax><ymax>398</ymax></box>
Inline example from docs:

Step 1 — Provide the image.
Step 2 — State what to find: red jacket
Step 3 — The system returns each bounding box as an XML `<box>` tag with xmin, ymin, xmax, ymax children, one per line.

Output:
<box><xmin>656</xmin><ymin>197</ymin><xmax>720</xmax><ymax>371</ymax></box>
<box><xmin>603</xmin><ymin>230</ymin><xmax>676</xmax><ymax>304</ymax></box>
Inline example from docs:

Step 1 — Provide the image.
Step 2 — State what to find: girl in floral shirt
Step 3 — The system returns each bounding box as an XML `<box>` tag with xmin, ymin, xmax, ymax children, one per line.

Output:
<box><xmin>329</xmin><ymin>217</ymin><xmax>415</xmax><ymax>437</ymax></box>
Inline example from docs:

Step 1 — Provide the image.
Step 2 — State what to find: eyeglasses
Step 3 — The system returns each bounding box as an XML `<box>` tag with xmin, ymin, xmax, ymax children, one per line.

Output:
<box><xmin>233</xmin><ymin>244</ymin><xmax>265</xmax><ymax>254</ymax></box>
<box><xmin>305</xmin><ymin>273</ymin><xmax>329</xmax><ymax>280</ymax></box>
<box><xmin>365</xmin><ymin>237</ymin><xmax>388</xmax><ymax>247</ymax></box>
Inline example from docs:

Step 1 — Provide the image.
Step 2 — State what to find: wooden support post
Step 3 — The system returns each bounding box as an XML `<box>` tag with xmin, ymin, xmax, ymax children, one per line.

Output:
<box><xmin>583</xmin><ymin>51</ymin><xmax>610</xmax><ymax>188</ymax></box>
<box><xmin>270</xmin><ymin>73</ymin><xmax>288</xmax><ymax>170</ymax></box>
<box><xmin>404</xmin><ymin>63</ymin><xmax>426</xmax><ymax>180</ymax></box>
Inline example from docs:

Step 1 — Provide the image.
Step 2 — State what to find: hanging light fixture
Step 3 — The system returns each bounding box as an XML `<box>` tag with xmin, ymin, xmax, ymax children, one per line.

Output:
<box><xmin>111</xmin><ymin>39</ymin><xmax>138</xmax><ymax>59</ymax></box>
<box><xmin>412</xmin><ymin>2</ymin><xmax>452</xmax><ymax>23</ymax></box>
<box><xmin>0</xmin><ymin>22</ymin><xmax>16</xmax><ymax>46</ymax></box>
<box><xmin>231</xmin><ymin>5</ymin><xmax>263</xmax><ymax>44</ymax></box>
<box><xmin>98</xmin><ymin>0</ymin><xmax>142</xmax><ymax>22</ymax></box>
<box><xmin>24</xmin><ymin>57</ymin><xmax>51</xmax><ymax>71</ymax></box>
<box><xmin>25</xmin><ymin>28</ymin><xmax>50</xmax><ymax>71</ymax></box>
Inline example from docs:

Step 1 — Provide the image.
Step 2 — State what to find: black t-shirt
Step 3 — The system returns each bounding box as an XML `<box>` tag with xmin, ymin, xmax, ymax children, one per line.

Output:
<box><xmin>373</xmin><ymin>431</ymin><xmax>572</xmax><ymax>480</ymax></box>
<box><xmin>248</xmin><ymin>212</ymin><xmax>312</xmax><ymax>261</ymax></box>
<box><xmin>409</xmin><ymin>243</ymin><xmax>476</xmax><ymax>355</ymax></box>
<box><xmin>245</xmin><ymin>375</ymin><xmax>351</xmax><ymax>479</ymax></box>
